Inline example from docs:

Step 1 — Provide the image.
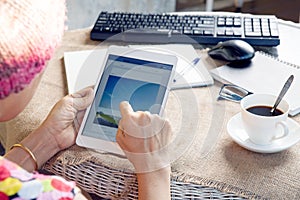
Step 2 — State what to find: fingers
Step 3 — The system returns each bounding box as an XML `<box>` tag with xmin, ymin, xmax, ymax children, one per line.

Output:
<box><xmin>71</xmin><ymin>87</ymin><xmax>94</xmax><ymax>111</ymax></box>
<box><xmin>116</xmin><ymin>101</ymin><xmax>174</xmax><ymax>173</ymax></box>
<box><xmin>116</xmin><ymin>118</ymin><xmax>173</xmax><ymax>173</ymax></box>
<box><xmin>119</xmin><ymin>101</ymin><xmax>134</xmax><ymax>117</ymax></box>
<box><xmin>70</xmin><ymin>86</ymin><xmax>93</xmax><ymax>98</ymax></box>
<box><xmin>116</xmin><ymin>127</ymin><xmax>125</xmax><ymax>147</ymax></box>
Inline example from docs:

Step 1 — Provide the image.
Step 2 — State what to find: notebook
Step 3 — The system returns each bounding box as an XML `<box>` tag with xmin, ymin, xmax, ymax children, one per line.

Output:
<box><xmin>210</xmin><ymin>51</ymin><xmax>300</xmax><ymax>116</ymax></box>
<box><xmin>64</xmin><ymin>44</ymin><xmax>213</xmax><ymax>94</ymax></box>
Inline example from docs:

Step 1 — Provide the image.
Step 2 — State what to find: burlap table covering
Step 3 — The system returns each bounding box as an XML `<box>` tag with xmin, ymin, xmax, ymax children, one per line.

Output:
<box><xmin>1</xmin><ymin>28</ymin><xmax>300</xmax><ymax>199</ymax></box>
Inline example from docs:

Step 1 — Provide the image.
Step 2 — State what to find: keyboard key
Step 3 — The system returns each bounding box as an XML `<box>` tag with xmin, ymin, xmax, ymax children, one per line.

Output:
<box><xmin>204</xmin><ymin>30</ymin><xmax>214</xmax><ymax>36</ymax></box>
<box><xmin>193</xmin><ymin>30</ymin><xmax>203</xmax><ymax>35</ymax></box>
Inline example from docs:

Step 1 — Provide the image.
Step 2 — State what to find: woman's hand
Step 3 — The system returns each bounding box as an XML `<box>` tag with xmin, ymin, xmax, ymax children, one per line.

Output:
<box><xmin>5</xmin><ymin>87</ymin><xmax>94</xmax><ymax>172</ymax></box>
<box><xmin>116</xmin><ymin>101</ymin><xmax>173</xmax><ymax>173</ymax></box>
<box><xmin>116</xmin><ymin>101</ymin><xmax>173</xmax><ymax>200</ymax></box>
<box><xmin>42</xmin><ymin>86</ymin><xmax>94</xmax><ymax>151</ymax></box>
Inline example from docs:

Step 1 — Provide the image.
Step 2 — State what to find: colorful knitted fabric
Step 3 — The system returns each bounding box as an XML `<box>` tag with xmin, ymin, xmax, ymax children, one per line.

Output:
<box><xmin>0</xmin><ymin>156</ymin><xmax>80</xmax><ymax>199</ymax></box>
<box><xmin>0</xmin><ymin>0</ymin><xmax>66</xmax><ymax>99</ymax></box>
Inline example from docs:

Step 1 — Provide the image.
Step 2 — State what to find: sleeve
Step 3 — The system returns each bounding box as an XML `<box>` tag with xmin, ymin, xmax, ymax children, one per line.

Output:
<box><xmin>0</xmin><ymin>156</ymin><xmax>81</xmax><ymax>199</ymax></box>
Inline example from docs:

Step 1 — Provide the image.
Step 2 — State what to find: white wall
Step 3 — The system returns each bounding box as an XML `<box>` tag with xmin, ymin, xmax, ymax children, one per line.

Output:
<box><xmin>66</xmin><ymin>0</ymin><xmax>176</xmax><ymax>30</ymax></box>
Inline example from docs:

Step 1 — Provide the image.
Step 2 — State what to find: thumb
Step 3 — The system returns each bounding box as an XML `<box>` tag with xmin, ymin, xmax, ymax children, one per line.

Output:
<box><xmin>71</xmin><ymin>87</ymin><xmax>94</xmax><ymax>111</ymax></box>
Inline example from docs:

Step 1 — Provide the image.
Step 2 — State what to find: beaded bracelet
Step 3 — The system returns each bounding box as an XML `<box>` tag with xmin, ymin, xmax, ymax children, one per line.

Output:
<box><xmin>10</xmin><ymin>143</ymin><xmax>38</xmax><ymax>171</ymax></box>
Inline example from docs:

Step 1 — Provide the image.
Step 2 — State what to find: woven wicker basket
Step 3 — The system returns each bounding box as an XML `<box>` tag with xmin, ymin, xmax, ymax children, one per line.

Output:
<box><xmin>44</xmin><ymin>159</ymin><xmax>250</xmax><ymax>199</ymax></box>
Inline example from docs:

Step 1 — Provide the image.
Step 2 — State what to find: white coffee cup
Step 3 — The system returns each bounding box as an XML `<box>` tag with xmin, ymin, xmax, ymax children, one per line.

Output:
<box><xmin>240</xmin><ymin>93</ymin><xmax>290</xmax><ymax>145</ymax></box>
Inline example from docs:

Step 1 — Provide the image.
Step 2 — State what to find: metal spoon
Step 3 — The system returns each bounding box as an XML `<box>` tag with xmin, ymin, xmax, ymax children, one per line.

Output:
<box><xmin>271</xmin><ymin>74</ymin><xmax>294</xmax><ymax>115</ymax></box>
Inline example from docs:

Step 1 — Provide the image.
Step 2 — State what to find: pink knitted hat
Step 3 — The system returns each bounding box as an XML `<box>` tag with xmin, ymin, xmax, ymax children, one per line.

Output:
<box><xmin>0</xmin><ymin>0</ymin><xmax>66</xmax><ymax>99</ymax></box>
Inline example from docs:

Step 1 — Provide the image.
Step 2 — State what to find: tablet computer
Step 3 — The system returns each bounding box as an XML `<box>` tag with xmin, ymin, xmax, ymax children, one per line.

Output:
<box><xmin>76</xmin><ymin>45</ymin><xmax>177</xmax><ymax>155</ymax></box>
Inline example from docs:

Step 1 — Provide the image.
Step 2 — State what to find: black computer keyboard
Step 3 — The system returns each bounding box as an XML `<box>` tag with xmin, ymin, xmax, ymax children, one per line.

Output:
<box><xmin>90</xmin><ymin>11</ymin><xmax>280</xmax><ymax>46</ymax></box>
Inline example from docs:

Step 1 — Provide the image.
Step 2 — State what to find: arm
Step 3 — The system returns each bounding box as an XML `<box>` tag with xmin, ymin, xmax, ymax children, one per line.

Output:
<box><xmin>4</xmin><ymin>125</ymin><xmax>61</xmax><ymax>172</ymax></box>
<box><xmin>4</xmin><ymin>87</ymin><xmax>94</xmax><ymax>172</ymax></box>
<box><xmin>116</xmin><ymin>101</ymin><xmax>173</xmax><ymax>200</ymax></box>
<box><xmin>3</xmin><ymin>87</ymin><xmax>93</xmax><ymax>199</ymax></box>
<box><xmin>136</xmin><ymin>167</ymin><xmax>171</xmax><ymax>200</ymax></box>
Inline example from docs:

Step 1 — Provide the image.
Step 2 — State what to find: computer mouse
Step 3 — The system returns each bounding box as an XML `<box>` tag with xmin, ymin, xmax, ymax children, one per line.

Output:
<box><xmin>208</xmin><ymin>39</ymin><xmax>255</xmax><ymax>67</ymax></box>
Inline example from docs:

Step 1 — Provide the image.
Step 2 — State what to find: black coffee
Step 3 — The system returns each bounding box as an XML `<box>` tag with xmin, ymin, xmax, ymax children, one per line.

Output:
<box><xmin>246</xmin><ymin>105</ymin><xmax>284</xmax><ymax>116</ymax></box>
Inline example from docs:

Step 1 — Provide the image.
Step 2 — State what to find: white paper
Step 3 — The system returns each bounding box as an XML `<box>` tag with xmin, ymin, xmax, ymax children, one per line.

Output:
<box><xmin>64</xmin><ymin>49</ymin><xmax>107</xmax><ymax>94</ymax></box>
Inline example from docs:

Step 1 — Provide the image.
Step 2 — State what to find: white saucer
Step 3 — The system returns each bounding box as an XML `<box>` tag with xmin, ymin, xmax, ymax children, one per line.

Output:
<box><xmin>227</xmin><ymin>113</ymin><xmax>300</xmax><ymax>153</ymax></box>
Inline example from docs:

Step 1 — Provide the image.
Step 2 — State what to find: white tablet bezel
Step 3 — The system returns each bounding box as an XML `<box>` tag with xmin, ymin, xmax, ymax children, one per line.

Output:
<box><xmin>76</xmin><ymin>45</ymin><xmax>177</xmax><ymax>155</ymax></box>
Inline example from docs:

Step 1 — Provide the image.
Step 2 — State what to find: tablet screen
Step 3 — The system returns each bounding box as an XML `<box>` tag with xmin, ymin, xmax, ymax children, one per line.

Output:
<box><xmin>81</xmin><ymin>54</ymin><xmax>173</xmax><ymax>141</ymax></box>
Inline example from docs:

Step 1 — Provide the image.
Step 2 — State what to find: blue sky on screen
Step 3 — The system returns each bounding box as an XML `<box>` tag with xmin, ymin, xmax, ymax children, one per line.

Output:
<box><xmin>98</xmin><ymin>75</ymin><xmax>162</xmax><ymax>113</ymax></box>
